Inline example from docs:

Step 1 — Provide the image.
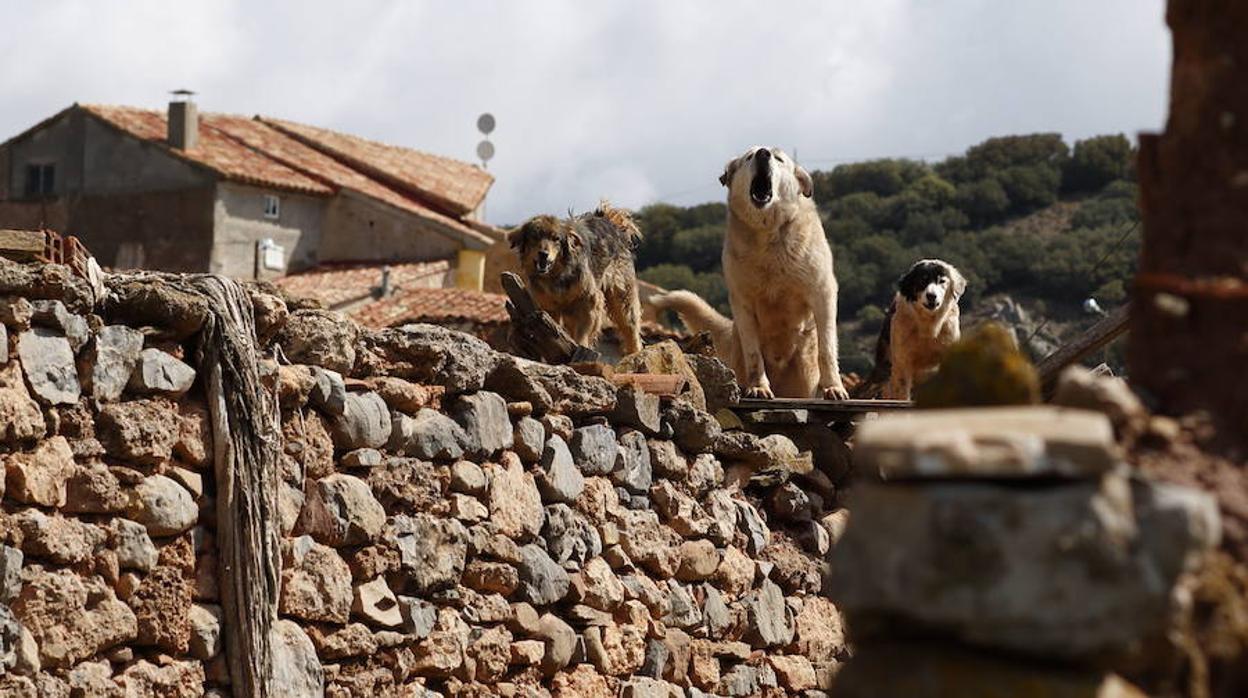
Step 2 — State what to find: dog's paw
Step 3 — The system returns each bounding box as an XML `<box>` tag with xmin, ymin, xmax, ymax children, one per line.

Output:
<box><xmin>823</xmin><ymin>385</ymin><xmax>850</xmax><ymax>401</ymax></box>
<box><xmin>744</xmin><ymin>385</ymin><xmax>774</xmax><ymax>400</ymax></box>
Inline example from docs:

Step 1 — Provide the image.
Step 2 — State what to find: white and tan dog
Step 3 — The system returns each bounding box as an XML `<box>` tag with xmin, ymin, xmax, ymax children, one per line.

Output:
<box><xmin>866</xmin><ymin>259</ymin><xmax>967</xmax><ymax>400</ymax></box>
<box><xmin>650</xmin><ymin>146</ymin><xmax>849</xmax><ymax>399</ymax></box>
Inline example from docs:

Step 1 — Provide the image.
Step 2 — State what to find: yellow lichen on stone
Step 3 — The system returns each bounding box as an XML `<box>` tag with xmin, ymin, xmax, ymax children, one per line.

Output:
<box><xmin>913</xmin><ymin>323</ymin><xmax>1040</xmax><ymax>409</ymax></box>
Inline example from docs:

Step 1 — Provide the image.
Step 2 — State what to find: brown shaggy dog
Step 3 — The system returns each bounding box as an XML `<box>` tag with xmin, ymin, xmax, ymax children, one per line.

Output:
<box><xmin>864</xmin><ymin>259</ymin><xmax>967</xmax><ymax>400</ymax></box>
<box><xmin>508</xmin><ymin>203</ymin><xmax>644</xmax><ymax>355</ymax></box>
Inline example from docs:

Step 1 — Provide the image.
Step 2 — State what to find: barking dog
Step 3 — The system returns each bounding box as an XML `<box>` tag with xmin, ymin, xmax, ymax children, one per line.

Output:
<box><xmin>866</xmin><ymin>259</ymin><xmax>967</xmax><ymax>400</ymax></box>
<box><xmin>649</xmin><ymin>146</ymin><xmax>849</xmax><ymax>399</ymax></box>
<box><xmin>509</xmin><ymin>203</ymin><xmax>644</xmax><ymax>355</ymax></box>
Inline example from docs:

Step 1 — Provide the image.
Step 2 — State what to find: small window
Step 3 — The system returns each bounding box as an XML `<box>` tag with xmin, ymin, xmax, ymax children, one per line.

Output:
<box><xmin>23</xmin><ymin>163</ymin><xmax>55</xmax><ymax>197</ymax></box>
<box><xmin>263</xmin><ymin>194</ymin><xmax>281</xmax><ymax>220</ymax></box>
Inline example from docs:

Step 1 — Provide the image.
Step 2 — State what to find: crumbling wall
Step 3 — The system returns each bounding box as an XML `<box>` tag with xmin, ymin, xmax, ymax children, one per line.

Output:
<box><xmin>0</xmin><ymin>257</ymin><xmax>851</xmax><ymax>696</ymax></box>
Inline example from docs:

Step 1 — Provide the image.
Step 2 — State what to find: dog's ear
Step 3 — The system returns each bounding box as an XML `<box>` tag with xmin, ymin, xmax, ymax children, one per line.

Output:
<box><xmin>795</xmin><ymin>165</ymin><xmax>814</xmax><ymax>198</ymax></box>
<box><xmin>949</xmin><ymin>265</ymin><xmax>968</xmax><ymax>300</ymax></box>
<box><xmin>563</xmin><ymin>227</ymin><xmax>585</xmax><ymax>252</ymax></box>
<box><xmin>507</xmin><ymin>223</ymin><xmax>529</xmax><ymax>251</ymax></box>
<box><xmin>719</xmin><ymin>158</ymin><xmax>739</xmax><ymax>187</ymax></box>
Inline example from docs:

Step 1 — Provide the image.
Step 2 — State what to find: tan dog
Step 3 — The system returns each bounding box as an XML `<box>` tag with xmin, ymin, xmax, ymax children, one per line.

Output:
<box><xmin>508</xmin><ymin>203</ymin><xmax>644</xmax><ymax>355</ymax></box>
<box><xmin>866</xmin><ymin>259</ymin><xmax>967</xmax><ymax>399</ymax></box>
<box><xmin>649</xmin><ymin>146</ymin><xmax>848</xmax><ymax>399</ymax></box>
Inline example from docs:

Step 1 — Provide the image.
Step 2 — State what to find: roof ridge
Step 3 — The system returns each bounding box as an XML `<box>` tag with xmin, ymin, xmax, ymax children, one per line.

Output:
<box><xmin>256</xmin><ymin>115</ymin><xmax>483</xmax><ymax>173</ymax></box>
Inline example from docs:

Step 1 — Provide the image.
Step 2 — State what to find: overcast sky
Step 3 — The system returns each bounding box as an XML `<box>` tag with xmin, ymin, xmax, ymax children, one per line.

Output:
<box><xmin>1</xmin><ymin>1</ymin><xmax>1170</xmax><ymax>225</ymax></box>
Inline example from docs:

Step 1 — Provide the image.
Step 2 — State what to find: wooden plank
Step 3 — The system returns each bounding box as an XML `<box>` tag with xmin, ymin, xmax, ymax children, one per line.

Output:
<box><xmin>611</xmin><ymin>372</ymin><xmax>689</xmax><ymax>397</ymax></box>
<box><xmin>730</xmin><ymin>397</ymin><xmax>913</xmax><ymax>414</ymax></box>
<box><xmin>501</xmin><ymin>271</ymin><xmax>601</xmax><ymax>365</ymax></box>
<box><xmin>1035</xmin><ymin>303</ymin><xmax>1130</xmax><ymax>391</ymax></box>
<box><xmin>0</xmin><ymin>229</ymin><xmax>46</xmax><ymax>258</ymax></box>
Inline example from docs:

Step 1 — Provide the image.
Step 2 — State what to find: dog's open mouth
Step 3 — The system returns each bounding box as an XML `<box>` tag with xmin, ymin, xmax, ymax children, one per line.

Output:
<box><xmin>750</xmin><ymin>159</ymin><xmax>773</xmax><ymax>207</ymax></box>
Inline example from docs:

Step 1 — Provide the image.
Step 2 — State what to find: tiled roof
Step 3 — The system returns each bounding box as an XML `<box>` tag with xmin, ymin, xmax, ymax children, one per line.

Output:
<box><xmin>261</xmin><ymin>118</ymin><xmax>493</xmax><ymax>216</ymax></box>
<box><xmin>351</xmin><ymin>287</ymin><xmax>508</xmax><ymax>329</ymax></box>
<box><xmin>83</xmin><ymin>105</ymin><xmax>332</xmax><ymax>195</ymax></box>
<box><xmin>274</xmin><ymin>260</ymin><xmax>451</xmax><ymax>309</ymax></box>
<box><xmin>78</xmin><ymin>105</ymin><xmax>491</xmax><ymax>242</ymax></box>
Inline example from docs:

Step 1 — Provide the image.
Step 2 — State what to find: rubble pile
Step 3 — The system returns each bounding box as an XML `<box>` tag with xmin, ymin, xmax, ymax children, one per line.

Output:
<box><xmin>0</xmin><ymin>258</ymin><xmax>851</xmax><ymax>697</ymax></box>
<box><xmin>829</xmin><ymin>404</ymin><xmax>1221</xmax><ymax>697</ymax></box>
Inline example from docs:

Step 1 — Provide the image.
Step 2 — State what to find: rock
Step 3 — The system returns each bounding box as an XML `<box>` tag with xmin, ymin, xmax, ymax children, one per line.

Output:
<box><xmin>306</xmin><ymin>622</ymin><xmax>377</xmax><ymax>660</ymax></box>
<box><xmin>17</xmin><ymin>329</ymin><xmax>79</xmax><ymax>405</ymax></box>
<box><xmin>640</xmin><ymin>638</ymin><xmax>669</xmax><ymax>679</ymax></box>
<box><xmin>513</xmin><ymin>416</ymin><xmax>546</xmax><ymax>463</ymax></box>
<box><xmin>114</xmin><ymin>659</ymin><xmax>205</xmax><ymax>698</ymax></box>
<box><xmin>796</xmin><ymin>519</ymin><xmax>831</xmax><ymax>556</ymax></box>
<box><xmin>569</xmin><ymin>424</ymin><xmax>617</xmax><ymax>476</ymax></box>
<box><xmin>667</xmin><ymin>400</ymin><xmax>721</xmax><ymax>455</ymax></box>
<box><xmin>29</xmin><ymin>301</ymin><xmax>87</xmax><ymax>354</ymax></box>
<box><xmin>270</xmin><ymin>619</ymin><xmax>324</xmax><ymax>697</ymax></box>
<box><xmin>687</xmin><ymin>354</ymin><xmax>740</xmax><ymax>414</ymax></box>
<box><xmin>11</xmin><ymin>567</ymin><xmax>137</xmax><ymax>669</ymax></box>
<box><xmin>363</xmin><ymin>323</ymin><xmax>500</xmax><ymax>394</ymax></box>
<box><xmin>543</xmin><ymin>504</ymin><xmax>603</xmax><ymax>567</ymax></box>
<box><xmin>652</xmin><ymin>481</ymin><xmax>711</xmax><ymax>538</ymax></box>
<box><xmin>174</xmin><ymin>403</ymin><xmax>210</xmax><ymax>467</ymax></box>
<box><xmin>822</xmin><ymin>509</ymin><xmax>850</xmax><ymax>548</ymax></box>
<box><xmin>463</xmin><ymin>560</ymin><xmax>520</xmax><ymax>596</ymax></box>
<box><xmin>97</xmin><ymin>398</ymin><xmax>180</xmax><ymax>465</ymax></box>
<box><xmin>704</xmin><ymin>490</ymin><xmax>738</xmax><ymax>546</ymax></box>
<box><xmin>665</xmin><ymin>581</ymin><xmax>703</xmax><ymax>629</ymax></box>
<box><xmin>537</xmin><ymin>435</ymin><xmax>586</xmax><ymax>504</ymax></box>
<box><xmin>4</xmin><ymin>436</ymin><xmax>74</xmax><ymax>507</ymax></box>
<box><xmin>790</xmin><ymin>596</ymin><xmax>846</xmax><ymax>663</ymax></box>
<box><xmin>451</xmin><ymin>391</ymin><xmax>513</xmax><ymax>457</ymax></box>
<box><xmin>618</xmin><ymin>509</ymin><xmax>682</xmax><ymax>579</ymax></box>
<box><xmin>535</xmin><ymin>615</ymin><xmax>578</xmax><ymax>676</ymax></box>
<box><xmin>251</xmin><ymin>288</ymin><xmax>288</xmax><ymax>343</ymax></box>
<box><xmin>574</xmin><ymin>557</ymin><xmax>625</xmax><ymax>611</ymax></box>
<box><xmin>612</xmin><ymin>384</ymin><xmax>662</xmax><ymax>435</ymax></box>
<box><xmin>648</xmin><ymin>439</ymin><xmax>688</xmax><ymax>480</ymax></box>
<box><xmin>279</xmin><ymin>309</ymin><xmax>358</xmax><ymax>373</ymax></box>
<box><xmin>688</xmin><ymin>639</ymin><xmax>720</xmax><ymax>689</ymax></box>
<box><xmin>365</xmin><ymin>457</ymin><xmax>443</xmax><ymax>515</ymax></box>
<box><xmin>736</xmin><ymin>500</ymin><xmax>770</xmax><ymax>555</ymax></box>
<box><xmin>614</xmin><ymin>431</ymin><xmax>653</xmax><ymax>494</ymax></box>
<box><xmin>112</xmin><ymin>518</ymin><xmax>158</xmax><ymax>571</ymax></box>
<box><xmin>279</xmin><ymin>536</ymin><xmax>353</xmax><ymax>623</ymax></box>
<box><xmin>187</xmin><ymin>603</ymin><xmax>222</xmax><ymax>659</ymax></box>
<box><xmin>131</xmin><ymin>566</ymin><xmax>192</xmax><ymax>653</ymax></box>
<box><xmin>450</xmin><ymin>460</ymin><xmax>487</xmax><ymax>496</ymax></box>
<box><xmin>767</xmin><ymin>482</ymin><xmax>812</xmax><ymax>522</ymax></box>
<box><xmin>128</xmin><ymin>475</ymin><xmax>197</xmax><ymax>536</ymax></box>
<box><xmin>511</xmin><ymin>639</ymin><xmax>545</xmax><ymax>666</ymax></box>
<box><xmin>392</xmin><ymin>513</ymin><xmax>469</xmax><ymax>594</ymax></box>
<box><xmin>15</xmin><ymin>510</ymin><xmax>105</xmax><ymax>564</ymax></box>
<box><xmin>516</xmin><ymin>544</ymin><xmax>570</xmax><ymax>606</ymax></box>
<box><xmin>830</xmin><ymin>475</ymin><xmax>1219</xmax><ymax>665</ymax></box>
<box><xmin>0</xmin><ymin>296</ymin><xmax>33</xmax><ymax>328</ymax></box>
<box><xmin>688</xmin><ymin>453</ymin><xmax>724</xmax><ymax>497</ymax></box>
<box><xmin>277</xmin><ymin>364</ymin><xmax>315</xmax><ymax>407</ymax></box>
<box><xmin>388</xmin><ymin>408</ymin><xmax>468</xmax><ymax>460</ymax></box>
<box><xmin>1053</xmin><ymin>366</ymin><xmax>1148</xmax><ymax>438</ymax></box>
<box><xmin>327</xmin><ymin>392</ymin><xmax>391</xmax><ymax>451</ymax></box>
<box><xmin>64</xmin><ymin>461</ymin><xmax>128</xmax><ymax>513</ymax></box>
<box><xmin>63</xmin><ymin>661</ymin><xmax>120</xmax><ymax>698</ymax></box>
<box><xmin>278</xmin><ymin>482</ymin><xmax>304</xmax><ymax>535</ymax></box>
<box><xmin>486</xmin><ymin>454</ymin><xmax>544</xmax><ymax>541</ymax></box>
<box><xmin>0</xmin><ymin>604</ymin><xmax>19</xmax><ymax>673</ymax></box>
<box><xmin>127</xmin><ymin>348</ymin><xmax>196</xmax><ymax>396</ymax></box>
<box><xmin>717</xmin><ymin>662</ymin><xmax>778</xmax><ymax>697</ymax></box>
<box><xmin>617</xmin><ymin>340</ymin><xmax>706</xmax><ymax>411</ymax></box>
<box><xmin>855</xmin><ymin>406</ymin><xmax>1118</xmax><ymax>479</ymax></box>
<box><xmin>550</xmin><ymin>664</ymin><xmax>614</xmax><ymax>697</ymax></box>
<box><xmin>469</xmin><ymin>625</ymin><xmax>513</xmax><ymax>682</ymax></box>
<box><xmin>676</xmin><ymin>540</ymin><xmax>721</xmax><ymax>582</ymax></box>
<box><xmin>543</xmin><ymin>414</ymin><xmax>574</xmax><ymax>440</ymax></box>
<box><xmin>296</xmin><ymin>473</ymin><xmax>386</xmax><ymax>546</ymax></box>
<box><xmin>702</xmin><ymin>585</ymin><xmax>731</xmax><ymax>639</ymax></box>
<box><xmin>485</xmin><ymin>355</ymin><xmax>617</xmax><ymax>416</ymax></box>
<box><xmin>0</xmin><ymin>546</ymin><xmax>22</xmax><ymax>601</ymax></box>
<box><xmin>308</xmin><ymin>367</ymin><xmax>347</xmax><ymax>416</ymax></box>
<box><xmin>0</xmin><ymin>368</ymin><xmax>45</xmax><ymax>444</ymax></box>
<box><xmin>11</xmin><ymin>626</ymin><xmax>38</xmax><ymax>676</ymax></box>
<box><xmin>82</xmin><ymin>325</ymin><xmax>144</xmax><ymax>401</ymax></box>
<box><xmin>745</xmin><ymin>578</ymin><xmax>795</xmax><ymax>647</ymax></box>
<box><xmin>584</xmin><ymin>622</ymin><xmax>646</xmax><ymax>676</ymax></box>
<box><xmin>398</xmin><ymin>596</ymin><xmax>438</xmax><ymax>638</ymax></box>
<box><xmin>352</xmin><ymin>576</ymin><xmax>402</xmax><ymax>628</ymax></box>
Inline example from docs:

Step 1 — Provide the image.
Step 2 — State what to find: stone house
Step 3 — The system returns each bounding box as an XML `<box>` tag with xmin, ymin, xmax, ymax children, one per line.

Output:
<box><xmin>0</xmin><ymin>98</ymin><xmax>498</xmax><ymax>279</ymax></box>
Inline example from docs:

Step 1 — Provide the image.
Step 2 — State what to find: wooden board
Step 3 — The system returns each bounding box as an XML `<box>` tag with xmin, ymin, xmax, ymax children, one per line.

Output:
<box><xmin>730</xmin><ymin>397</ymin><xmax>913</xmax><ymax>414</ymax></box>
<box><xmin>1035</xmin><ymin>303</ymin><xmax>1130</xmax><ymax>391</ymax></box>
<box><xmin>0</xmin><ymin>229</ymin><xmax>46</xmax><ymax>259</ymax></box>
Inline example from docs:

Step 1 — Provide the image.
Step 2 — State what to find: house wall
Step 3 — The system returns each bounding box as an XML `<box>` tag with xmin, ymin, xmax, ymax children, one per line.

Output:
<box><xmin>81</xmin><ymin>116</ymin><xmax>208</xmax><ymax>194</ymax></box>
<box><xmin>211</xmin><ymin>182</ymin><xmax>326</xmax><ymax>279</ymax></box>
<box><xmin>72</xmin><ymin>187</ymin><xmax>216</xmax><ymax>272</ymax></box>
<box><xmin>320</xmin><ymin>191</ymin><xmax>465</xmax><ymax>263</ymax></box>
<box><xmin>3</xmin><ymin>110</ymin><xmax>85</xmax><ymax>197</ymax></box>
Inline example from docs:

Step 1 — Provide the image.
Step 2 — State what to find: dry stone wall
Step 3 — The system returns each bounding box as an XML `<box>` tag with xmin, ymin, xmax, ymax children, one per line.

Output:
<box><xmin>0</xmin><ymin>257</ymin><xmax>851</xmax><ymax>697</ymax></box>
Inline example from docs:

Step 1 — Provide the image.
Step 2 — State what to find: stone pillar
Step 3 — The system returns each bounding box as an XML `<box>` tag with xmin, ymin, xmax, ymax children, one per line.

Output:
<box><xmin>1131</xmin><ymin>0</ymin><xmax>1248</xmax><ymax>433</ymax></box>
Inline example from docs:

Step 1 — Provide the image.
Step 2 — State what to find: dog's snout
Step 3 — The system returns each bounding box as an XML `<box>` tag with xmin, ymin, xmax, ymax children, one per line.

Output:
<box><xmin>755</xmin><ymin>149</ymin><xmax>771</xmax><ymax>162</ymax></box>
<box><xmin>925</xmin><ymin>291</ymin><xmax>938</xmax><ymax>304</ymax></box>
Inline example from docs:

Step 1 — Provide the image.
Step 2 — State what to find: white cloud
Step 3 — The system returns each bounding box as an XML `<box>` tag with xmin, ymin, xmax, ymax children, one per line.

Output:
<box><xmin>0</xmin><ymin>1</ymin><xmax>1169</xmax><ymax>224</ymax></box>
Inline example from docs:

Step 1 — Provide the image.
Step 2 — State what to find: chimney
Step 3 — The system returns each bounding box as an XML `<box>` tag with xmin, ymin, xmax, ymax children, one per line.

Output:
<box><xmin>168</xmin><ymin>90</ymin><xmax>199</xmax><ymax>150</ymax></box>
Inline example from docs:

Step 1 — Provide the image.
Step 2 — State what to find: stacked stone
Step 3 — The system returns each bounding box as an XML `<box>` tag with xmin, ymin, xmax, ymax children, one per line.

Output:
<box><xmin>266</xmin><ymin>309</ymin><xmax>853</xmax><ymax>697</ymax></box>
<box><xmin>0</xmin><ymin>273</ymin><xmax>219</xmax><ymax>696</ymax></box>
<box><xmin>830</xmin><ymin>405</ymin><xmax>1221</xmax><ymax>697</ymax></box>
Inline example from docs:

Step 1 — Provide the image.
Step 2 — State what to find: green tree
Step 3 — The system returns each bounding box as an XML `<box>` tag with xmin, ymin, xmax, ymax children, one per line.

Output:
<box><xmin>1063</xmin><ymin>134</ymin><xmax>1133</xmax><ymax>193</ymax></box>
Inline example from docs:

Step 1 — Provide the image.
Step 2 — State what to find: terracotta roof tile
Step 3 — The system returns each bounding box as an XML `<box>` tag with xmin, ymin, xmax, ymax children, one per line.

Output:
<box><xmin>260</xmin><ymin>118</ymin><xmax>493</xmax><ymax>215</ymax></box>
<box><xmin>351</xmin><ymin>287</ymin><xmax>508</xmax><ymax>329</ymax></box>
<box><xmin>274</xmin><ymin>260</ymin><xmax>451</xmax><ymax>309</ymax></box>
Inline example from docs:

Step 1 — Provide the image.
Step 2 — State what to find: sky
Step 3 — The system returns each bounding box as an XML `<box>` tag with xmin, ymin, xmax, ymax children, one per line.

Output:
<box><xmin>0</xmin><ymin>1</ymin><xmax>1171</xmax><ymax>225</ymax></box>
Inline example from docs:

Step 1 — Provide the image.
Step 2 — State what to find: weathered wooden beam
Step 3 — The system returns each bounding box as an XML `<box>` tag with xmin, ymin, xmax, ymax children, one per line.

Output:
<box><xmin>730</xmin><ymin>397</ymin><xmax>913</xmax><ymax>415</ymax></box>
<box><xmin>611</xmin><ymin>372</ymin><xmax>689</xmax><ymax>397</ymax></box>
<box><xmin>501</xmin><ymin>271</ymin><xmax>601</xmax><ymax>365</ymax></box>
<box><xmin>1036</xmin><ymin>303</ymin><xmax>1130</xmax><ymax>391</ymax></box>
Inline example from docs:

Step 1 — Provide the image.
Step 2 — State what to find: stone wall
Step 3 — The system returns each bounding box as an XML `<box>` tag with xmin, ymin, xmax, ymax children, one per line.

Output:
<box><xmin>0</xmin><ymin>256</ymin><xmax>851</xmax><ymax>696</ymax></box>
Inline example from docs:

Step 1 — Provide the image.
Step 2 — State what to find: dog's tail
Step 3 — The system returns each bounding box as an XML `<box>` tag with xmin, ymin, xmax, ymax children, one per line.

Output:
<box><xmin>853</xmin><ymin>299</ymin><xmax>896</xmax><ymax>399</ymax></box>
<box><xmin>648</xmin><ymin>290</ymin><xmax>734</xmax><ymax>344</ymax></box>
<box><xmin>595</xmin><ymin>200</ymin><xmax>642</xmax><ymax>247</ymax></box>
